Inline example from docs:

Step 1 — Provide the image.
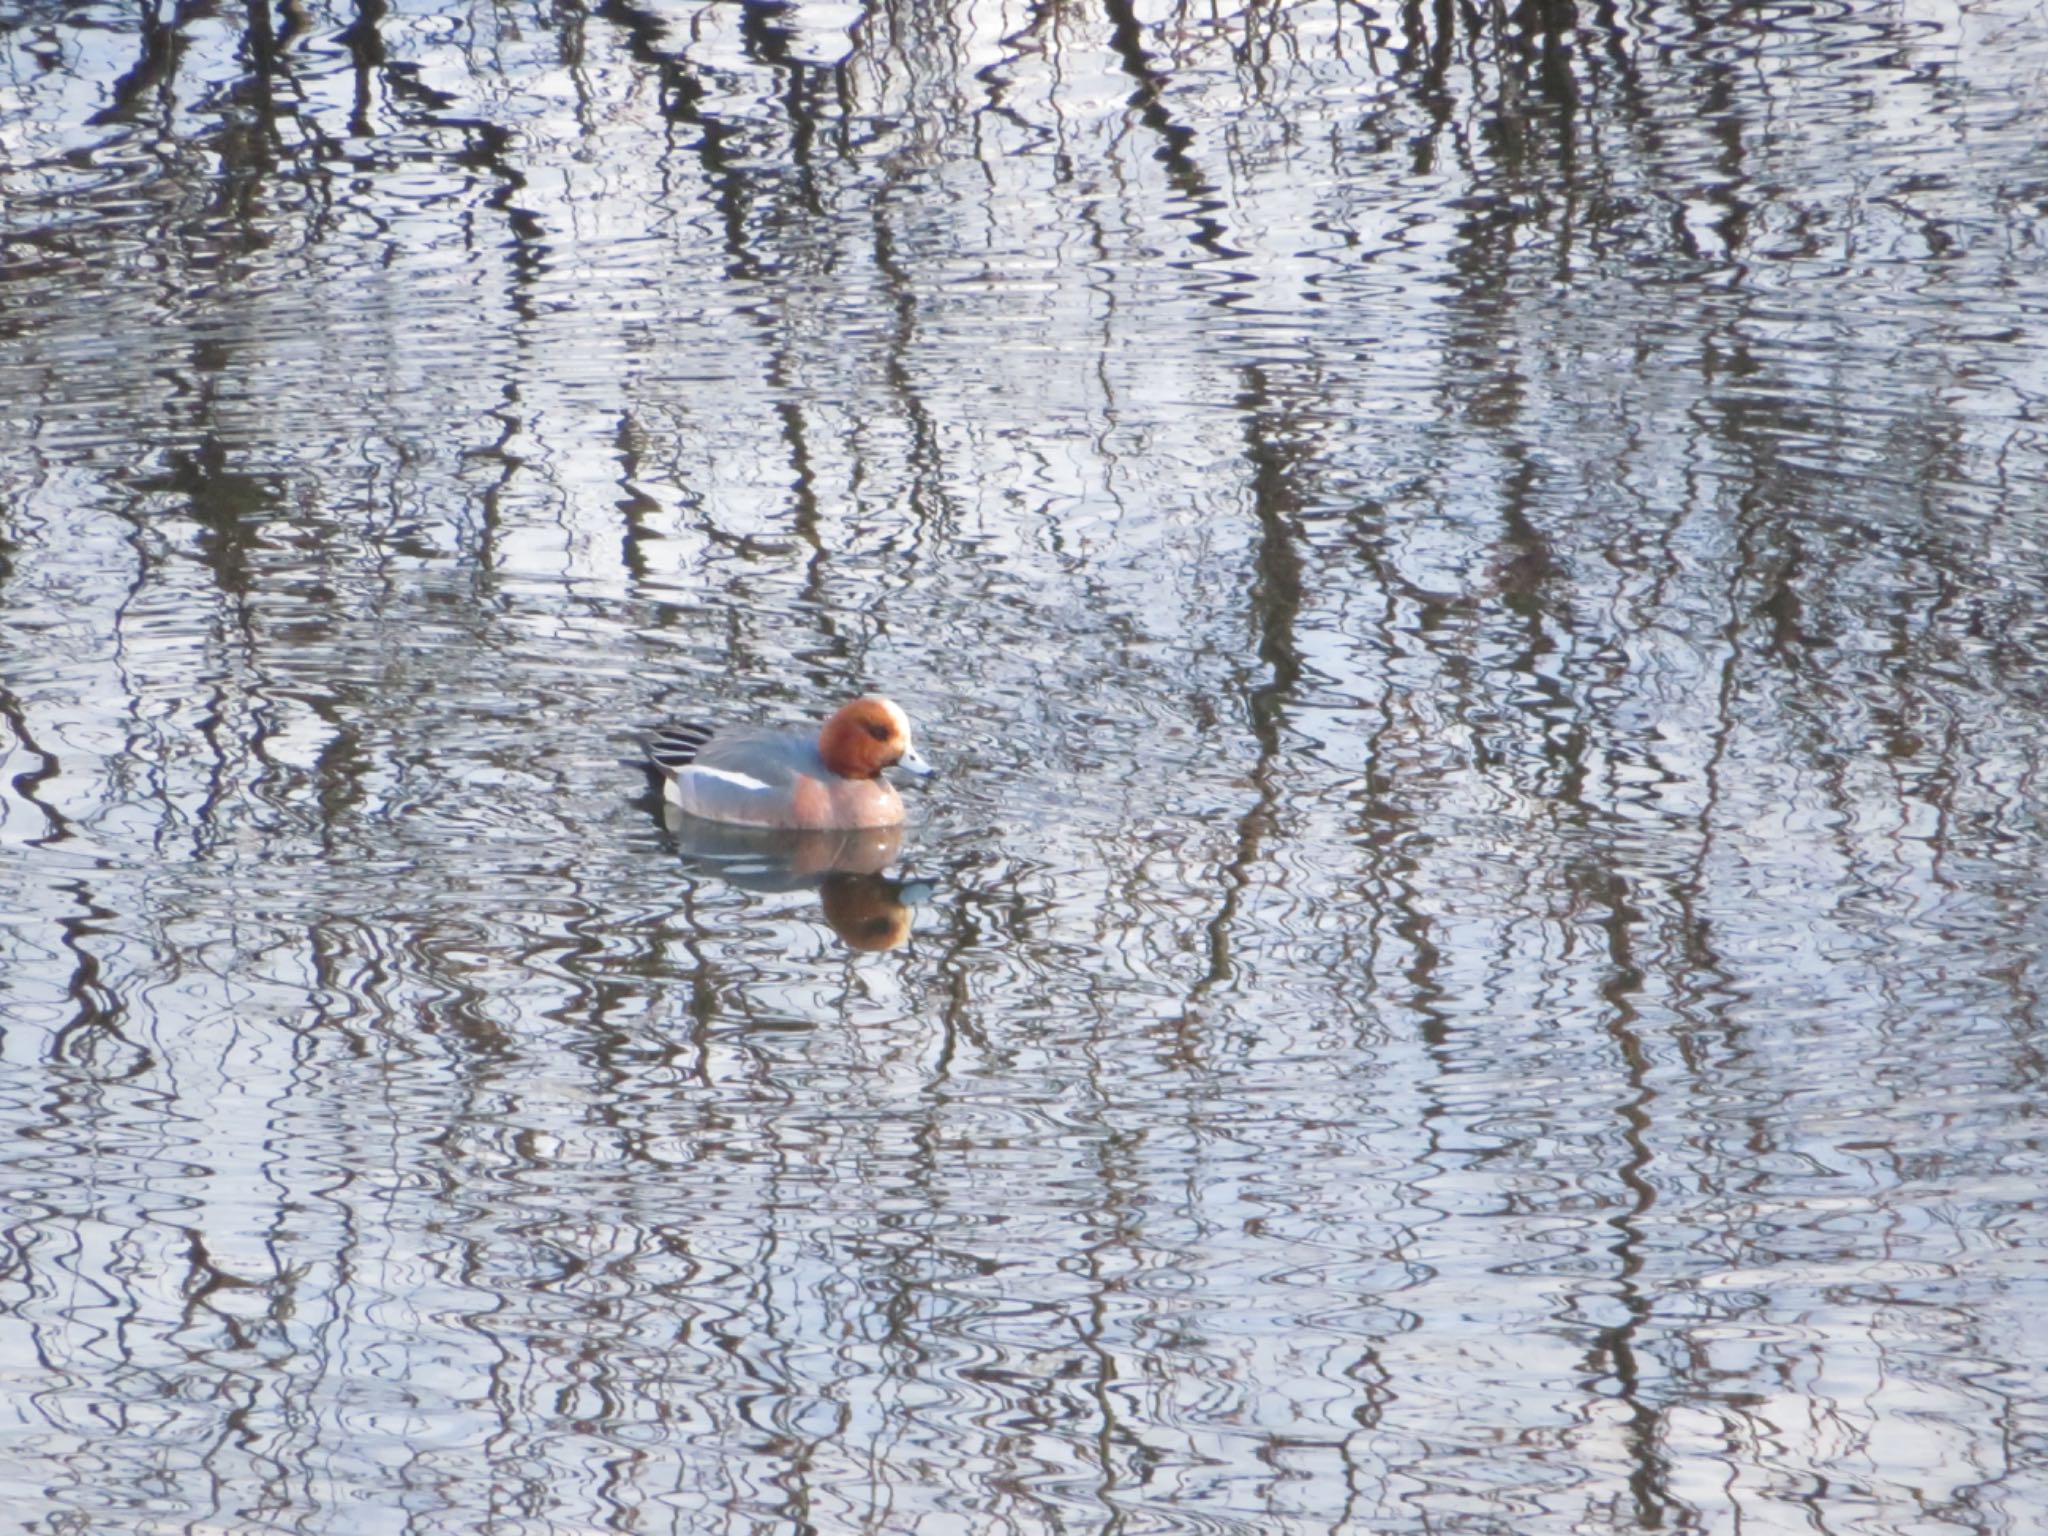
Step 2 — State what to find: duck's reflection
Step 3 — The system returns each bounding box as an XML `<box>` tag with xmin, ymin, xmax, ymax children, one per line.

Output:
<box><xmin>662</xmin><ymin>810</ymin><xmax>932</xmax><ymax>951</ymax></box>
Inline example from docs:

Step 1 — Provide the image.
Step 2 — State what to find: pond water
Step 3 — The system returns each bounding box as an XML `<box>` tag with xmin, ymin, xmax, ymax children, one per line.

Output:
<box><xmin>3</xmin><ymin>1</ymin><xmax>2047</xmax><ymax>1532</ymax></box>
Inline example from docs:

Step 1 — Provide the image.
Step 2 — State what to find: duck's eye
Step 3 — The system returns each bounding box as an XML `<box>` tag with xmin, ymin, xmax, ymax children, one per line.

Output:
<box><xmin>864</xmin><ymin>721</ymin><xmax>891</xmax><ymax>741</ymax></box>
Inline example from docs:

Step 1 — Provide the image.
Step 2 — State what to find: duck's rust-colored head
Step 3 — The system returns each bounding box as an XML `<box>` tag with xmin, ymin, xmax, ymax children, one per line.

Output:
<box><xmin>817</xmin><ymin>695</ymin><xmax>933</xmax><ymax>782</ymax></box>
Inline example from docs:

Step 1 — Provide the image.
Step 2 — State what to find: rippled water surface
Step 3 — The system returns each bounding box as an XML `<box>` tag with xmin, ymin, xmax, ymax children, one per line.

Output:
<box><xmin>3</xmin><ymin>1</ymin><xmax>2047</xmax><ymax>1531</ymax></box>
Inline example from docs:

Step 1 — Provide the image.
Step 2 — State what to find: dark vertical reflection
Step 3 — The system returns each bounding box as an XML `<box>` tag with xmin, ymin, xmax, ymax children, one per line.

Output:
<box><xmin>1188</xmin><ymin>365</ymin><xmax>1308</xmax><ymax>1008</ymax></box>
<box><xmin>1584</xmin><ymin>863</ymin><xmax>1672</xmax><ymax>1529</ymax></box>
<box><xmin>91</xmin><ymin>0</ymin><xmax>196</xmax><ymax>126</ymax></box>
<box><xmin>49</xmin><ymin>889</ymin><xmax>129</xmax><ymax>1058</ymax></box>
<box><xmin>1100</xmin><ymin>0</ymin><xmax>1230</xmax><ymax>255</ymax></box>
<box><xmin>338</xmin><ymin>0</ymin><xmax>386</xmax><ymax>136</ymax></box>
<box><xmin>0</xmin><ymin>682</ymin><xmax>69</xmax><ymax>847</ymax></box>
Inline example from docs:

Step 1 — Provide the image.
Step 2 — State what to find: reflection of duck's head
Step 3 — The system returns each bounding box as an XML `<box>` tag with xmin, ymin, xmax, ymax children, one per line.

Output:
<box><xmin>819</xmin><ymin>872</ymin><xmax>925</xmax><ymax>951</ymax></box>
<box><xmin>657</xmin><ymin>815</ymin><xmax>931</xmax><ymax>950</ymax></box>
<box><xmin>661</xmin><ymin>815</ymin><xmax>904</xmax><ymax>889</ymax></box>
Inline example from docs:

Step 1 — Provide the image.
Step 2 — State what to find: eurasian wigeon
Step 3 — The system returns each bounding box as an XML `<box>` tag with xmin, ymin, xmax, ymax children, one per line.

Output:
<box><xmin>647</xmin><ymin>695</ymin><xmax>933</xmax><ymax>830</ymax></box>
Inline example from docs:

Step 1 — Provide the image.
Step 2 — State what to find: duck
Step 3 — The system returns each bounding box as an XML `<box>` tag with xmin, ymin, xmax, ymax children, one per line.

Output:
<box><xmin>647</xmin><ymin>695</ymin><xmax>933</xmax><ymax>829</ymax></box>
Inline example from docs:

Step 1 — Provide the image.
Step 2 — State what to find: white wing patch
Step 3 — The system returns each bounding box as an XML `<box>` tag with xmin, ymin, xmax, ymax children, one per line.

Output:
<box><xmin>685</xmin><ymin>766</ymin><xmax>772</xmax><ymax>793</ymax></box>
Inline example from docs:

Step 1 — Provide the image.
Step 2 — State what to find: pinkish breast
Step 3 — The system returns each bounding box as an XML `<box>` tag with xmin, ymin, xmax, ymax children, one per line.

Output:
<box><xmin>817</xmin><ymin>776</ymin><xmax>904</xmax><ymax>829</ymax></box>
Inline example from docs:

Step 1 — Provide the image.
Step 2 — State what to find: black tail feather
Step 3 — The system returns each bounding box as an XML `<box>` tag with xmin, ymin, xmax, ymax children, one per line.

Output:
<box><xmin>647</xmin><ymin>721</ymin><xmax>717</xmax><ymax>773</ymax></box>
